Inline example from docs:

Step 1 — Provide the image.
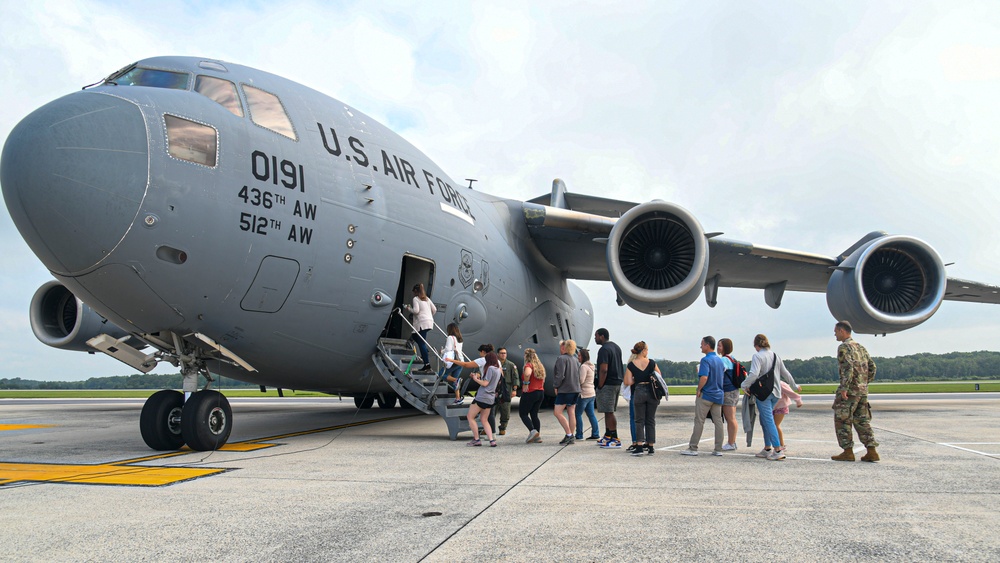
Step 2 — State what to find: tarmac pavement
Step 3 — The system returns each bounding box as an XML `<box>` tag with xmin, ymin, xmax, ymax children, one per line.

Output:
<box><xmin>1</xmin><ymin>393</ymin><xmax>999</xmax><ymax>562</ymax></box>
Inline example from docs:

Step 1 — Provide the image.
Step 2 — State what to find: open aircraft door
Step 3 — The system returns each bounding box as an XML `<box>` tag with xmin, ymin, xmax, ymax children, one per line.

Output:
<box><xmin>381</xmin><ymin>254</ymin><xmax>436</xmax><ymax>340</ymax></box>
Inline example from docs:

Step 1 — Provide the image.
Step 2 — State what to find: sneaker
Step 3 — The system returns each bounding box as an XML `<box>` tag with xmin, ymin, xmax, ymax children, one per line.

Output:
<box><xmin>453</xmin><ymin>397</ymin><xmax>465</xmax><ymax>406</ymax></box>
<box><xmin>626</xmin><ymin>444</ymin><xmax>638</xmax><ymax>453</ymax></box>
<box><xmin>489</xmin><ymin>440</ymin><xmax>497</xmax><ymax>447</ymax></box>
<box><xmin>722</xmin><ymin>443</ymin><xmax>738</xmax><ymax>451</ymax></box>
<box><xmin>596</xmin><ymin>436</ymin><xmax>611</xmax><ymax>446</ymax></box>
<box><xmin>646</xmin><ymin>445</ymin><xmax>655</xmax><ymax>455</ymax></box>
<box><xmin>600</xmin><ymin>439</ymin><xmax>622</xmax><ymax>449</ymax></box>
<box><xmin>768</xmin><ymin>449</ymin><xmax>786</xmax><ymax>461</ymax></box>
<box><xmin>631</xmin><ymin>444</ymin><xmax>647</xmax><ymax>456</ymax></box>
<box><xmin>680</xmin><ymin>449</ymin><xmax>698</xmax><ymax>456</ymax></box>
<box><xmin>575</xmin><ymin>435</ymin><xmax>584</xmax><ymax>440</ymax></box>
<box><xmin>755</xmin><ymin>448</ymin><xmax>771</xmax><ymax>458</ymax></box>
<box><xmin>526</xmin><ymin>429</ymin><xmax>539</xmax><ymax>444</ymax></box>
<box><xmin>466</xmin><ymin>439</ymin><xmax>481</xmax><ymax>447</ymax></box>
<box><xmin>559</xmin><ymin>435</ymin><xmax>572</xmax><ymax>445</ymax></box>
<box><xmin>586</xmin><ymin>435</ymin><xmax>600</xmax><ymax>441</ymax></box>
<box><xmin>711</xmin><ymin>451</ymin><xmax>723</xmax><ymax>457</ymax></box>
<box><xmin>568</xmin><ymin>436</ymin><xmax>575</xmax><ymax>444</ymax></box>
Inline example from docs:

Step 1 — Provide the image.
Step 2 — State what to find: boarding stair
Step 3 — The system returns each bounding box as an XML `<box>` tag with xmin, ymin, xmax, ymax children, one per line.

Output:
<box><xmin>371</xmin><ymin>310</ymin><xmax>474</xmax><ymax>440</ymax></box>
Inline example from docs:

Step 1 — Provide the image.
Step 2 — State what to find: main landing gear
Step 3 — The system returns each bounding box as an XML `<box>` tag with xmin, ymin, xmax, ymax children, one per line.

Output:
<box><xmin>353</xmin><ymin>392</ymin><xmax>399</xmax><ymax>410</ymax></box>
<box><xmin>140</xmin><ymin>389</ymin><xmax>233</xmax><ymax>451</ymax></box>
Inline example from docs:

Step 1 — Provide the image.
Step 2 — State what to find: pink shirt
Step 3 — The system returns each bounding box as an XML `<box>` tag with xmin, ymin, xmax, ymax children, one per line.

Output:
<box><xmin>774</xmin><ymin>381</ymin><xmax>803</xmax><ymax>411</ymax></box>
<box><xmin>579</xmin><ymin>361</ymin><xmax>595</xmax><ymax>398</ymax></box>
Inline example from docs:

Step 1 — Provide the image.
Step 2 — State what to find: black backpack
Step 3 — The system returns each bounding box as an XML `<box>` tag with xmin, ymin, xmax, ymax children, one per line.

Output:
<box><xmin>725</xmin><ymin>355</ymin><xmax>747</xmax><ymax>389</ymax></box>
<box><xmin>494</xmin><ymin>370</ymin><xmax>510</xmax><ymax>404</ymax></box>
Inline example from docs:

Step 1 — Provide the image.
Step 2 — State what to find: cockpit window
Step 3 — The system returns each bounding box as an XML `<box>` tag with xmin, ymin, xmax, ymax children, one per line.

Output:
<box><xmin>243</xmin><ymin>85</ymin><xmax>297</xmax><ymax>140</ymax></box>
<box><xmin>165</xmin><ymin>115</ymin><xmax>217</xmax><ymax>167</ymax></box>
<box><xmin>112</xmin><ymin>67</ymin><xmax>190</xmax><ymax>90</ymax></box>
<box><xmin>195</xmin><ymin>76</ymin><xmax>244</xmax><ymax>117</ymax></box>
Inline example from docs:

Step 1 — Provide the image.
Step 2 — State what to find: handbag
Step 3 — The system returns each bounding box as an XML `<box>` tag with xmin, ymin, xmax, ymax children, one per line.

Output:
<box><xmin>748</xmin><ymin>353</ymin><xmax>777</xmax><ymax>401</ymax></box>
<box><xmin>650</xmin><ymin>370</ymin><xmax>668</xmax><ymax>401</ymax></box>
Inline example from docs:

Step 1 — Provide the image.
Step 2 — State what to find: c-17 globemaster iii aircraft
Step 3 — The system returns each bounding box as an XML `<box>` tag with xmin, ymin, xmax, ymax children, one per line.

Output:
<box><xmin>3</xmin><ymin>56</ymin><xmax>998</xmax><ymax>451</ymax></box>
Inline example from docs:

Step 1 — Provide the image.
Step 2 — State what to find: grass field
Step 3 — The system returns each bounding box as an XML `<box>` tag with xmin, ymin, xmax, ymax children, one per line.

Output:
<box><xmin>1</xmin><ymin>381</ymin><xmax>998</xmax><ymax>399</ymax></box>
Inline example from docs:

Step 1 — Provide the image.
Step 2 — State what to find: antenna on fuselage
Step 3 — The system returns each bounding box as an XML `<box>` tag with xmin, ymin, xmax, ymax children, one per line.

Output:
<box><xmin>466</xmin><ymin>179</ymin><xmax>477</xmax><ymax>189</ymax></box>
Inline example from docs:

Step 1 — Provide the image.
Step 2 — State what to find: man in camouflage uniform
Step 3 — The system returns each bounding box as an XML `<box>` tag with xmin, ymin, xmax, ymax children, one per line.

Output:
<box><xmin>831</xmin><ymin>320</ymin><xmax>880</xmax><ymax>462</ymax></box>
<box><xmin>496</xmin><ymin>347</ymin><xmax>520</xmax><ymax>435</ymax></box>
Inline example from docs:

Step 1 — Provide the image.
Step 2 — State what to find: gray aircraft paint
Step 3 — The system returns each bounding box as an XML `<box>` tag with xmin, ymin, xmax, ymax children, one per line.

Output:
<box><xmin>3</xmin><ymin>56</ymin><xmax>999</xmax><ymax>398</ymax></box>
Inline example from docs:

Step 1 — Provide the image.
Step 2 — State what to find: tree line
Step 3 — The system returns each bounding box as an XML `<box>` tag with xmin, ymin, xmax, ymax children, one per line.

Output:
<box><xmin>3</xmin><ymin>350</ymin><xmax>1000</xmax><ymax>390</ymax></box>
<box><xmin>653</xmin><ymin>350</ymin><xmax>1000</xmax><ymax>385</ymax></box>
<box><xmin>0</xmin><ymin>373</ymin><xmax>257</xmax><ymax>390</ymax></box>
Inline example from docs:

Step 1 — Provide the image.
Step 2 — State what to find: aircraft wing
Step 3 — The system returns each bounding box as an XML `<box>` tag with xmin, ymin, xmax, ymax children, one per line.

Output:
<box><xmin>521</xmin><ymin>184</ymin><xmax>1000</xmax><ymax>331</ymax></box>
<box><xmin>944</xmin><ymin>278</ymin><xmax>1000</xmax><ymax>304</ymax></box>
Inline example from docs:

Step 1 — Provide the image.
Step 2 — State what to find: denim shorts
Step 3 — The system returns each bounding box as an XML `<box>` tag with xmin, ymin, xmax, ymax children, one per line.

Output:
<box><xmin>555</xmin><ymin>392</ymin><xmax>580</xmax><ymax>405</ymax></box>
<box><xmin>595</xmin><ymin>384</ymin><xmax>620</xmax><ymax>413</ymax></box>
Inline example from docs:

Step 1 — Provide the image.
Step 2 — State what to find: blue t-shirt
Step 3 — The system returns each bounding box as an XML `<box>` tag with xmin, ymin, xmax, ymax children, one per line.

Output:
<box><xmin>698</xmin><ymin>352</ymin><xmax>726</xmax><ymax>404</ymax></box>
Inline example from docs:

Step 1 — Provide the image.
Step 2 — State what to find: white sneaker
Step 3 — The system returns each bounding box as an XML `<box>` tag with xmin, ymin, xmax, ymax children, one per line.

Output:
<box><xmin>755</xmin><ymin>448</ymin><xmax>771</xmax><ymax>458</ymax></box>
<box><xmin>768</xmin><ymin>449</ymin><xmax>786</xmax><ymax>461</ymax></box>
<box><xmin>722</xmin><ymin>443</ymin><xmax>737</xmax><ymax>451</ymax></box>
<box><xmin>680</xmin><ymin>449</ymin><xmax>698</xmax><ymax>456</ymax></box>
<box><xmin>526</xmin><ymin>429</ymin><xmax>539</xmax><ymax>444</ymax></box>
<box><xmin>711</xmin><ymin>451</ymin><xmax>723</xmax><ymax>457</ymax></box>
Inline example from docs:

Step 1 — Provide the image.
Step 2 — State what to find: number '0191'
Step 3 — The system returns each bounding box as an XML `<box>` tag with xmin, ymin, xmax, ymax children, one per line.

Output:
<box><xmin>251</xmin><ymin>150</ymin><xmax>305</xmax><ymax>192</ymax></box>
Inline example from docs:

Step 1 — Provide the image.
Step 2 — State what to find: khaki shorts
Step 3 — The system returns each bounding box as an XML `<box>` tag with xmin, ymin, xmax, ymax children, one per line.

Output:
<box><xmin>723</xmin><ymin>389</ymin><xmax>740</xmax><ymax>407</ymax></box>
<box><xmin>596</xmin><ymin>384</ymin><xmax>620</xmax><ymax>413</ymax></box>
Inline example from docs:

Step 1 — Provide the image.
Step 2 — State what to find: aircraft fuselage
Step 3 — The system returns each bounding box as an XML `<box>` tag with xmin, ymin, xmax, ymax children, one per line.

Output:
<box><xmin>1</xmin><ymin>57</ymin><xmax>593</xmax><ymax>393</ymax></box>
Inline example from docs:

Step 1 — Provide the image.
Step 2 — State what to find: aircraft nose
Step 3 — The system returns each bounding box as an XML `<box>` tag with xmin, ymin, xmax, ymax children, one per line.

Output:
<box><xmin>1</xmin><ymin>92</ymin><xmax>148</xmax><ymax>275</ymax></box>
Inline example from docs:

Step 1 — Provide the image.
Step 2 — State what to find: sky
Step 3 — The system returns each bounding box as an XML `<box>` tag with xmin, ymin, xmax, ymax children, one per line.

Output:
<box><xmin>2</xmin><ymin>1</ymin><xmax>999</xmax><ymax>381</ymax></box>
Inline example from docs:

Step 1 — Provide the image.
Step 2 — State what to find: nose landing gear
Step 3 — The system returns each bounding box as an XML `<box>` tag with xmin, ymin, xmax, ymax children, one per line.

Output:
<box><xmin>139</xmin><ymin>388</ymin><xmax>234</xmax><ymax>451</ymax></box>
<box><xmin>139</xmin><ymin>389</ymin><xmax>185</xmax><ymax>450</ymax></box>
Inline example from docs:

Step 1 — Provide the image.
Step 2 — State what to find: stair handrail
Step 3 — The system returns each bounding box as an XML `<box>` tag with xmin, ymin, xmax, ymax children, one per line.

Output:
<box><xmin>389</xmin><ymin>308</ymin><xmax>474</xmax><ymax>401</ymax></box>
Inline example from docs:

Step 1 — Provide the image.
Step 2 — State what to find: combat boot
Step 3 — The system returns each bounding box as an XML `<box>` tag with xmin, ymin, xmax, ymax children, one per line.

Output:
<box><xmin>860</xmin><ymin>447</ymin><xmax>880</xmax><ymax>462</ymax></box>
<box><xmin>831</xmin><ymin>448</ymin><xmax>855</xmax><ymax>462</ymax></box>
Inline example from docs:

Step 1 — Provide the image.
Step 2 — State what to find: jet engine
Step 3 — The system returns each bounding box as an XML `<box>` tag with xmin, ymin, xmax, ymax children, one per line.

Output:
<box><xmin>826</xmin><ymin>235</ymin><xmax>947</xmax><ymax>334</ymax></box>
<box><xmin>29</xmin><ymin>281</ymin><xmax>131</xmax><ymax>351</ymax></box>
<box><xmin>606</xmin><ymin>200</ymin><xmax>709</xmax><ymax>315</ymax></box>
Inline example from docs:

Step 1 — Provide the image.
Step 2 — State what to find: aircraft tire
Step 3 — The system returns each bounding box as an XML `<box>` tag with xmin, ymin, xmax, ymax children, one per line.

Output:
<box><xmin>353</xmin><ymin>394</ymin><xmax>375</xmax><ymax>409</ymax></box>
<box><xmin>376</xmin><ymin>393</ymin><xmax>398</xmax><ymax>409</ymax></box>
<box><xmin>140</xmin><ymin>389</ymin><xmax>185</xmax><ymax>450</ymax></box>
<box><xmin>180</xmin><ymin>390</ymin><xmax>233</xmax><ymax>451</ymax></box>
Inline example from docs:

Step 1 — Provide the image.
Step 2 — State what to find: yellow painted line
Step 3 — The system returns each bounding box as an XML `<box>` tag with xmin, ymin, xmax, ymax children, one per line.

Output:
<box><xmin>215</xmin><ymin>442</ymin><xmax>275</xmax><ymax>452</ymax></box>
<box><xmin>0</xmin><ymin>424</ymin><xmax>54</xmax><ymax>431</ymax></box>
<box><xmin>0</xmin><ymin>412</ymin><xmax>420</xmax><ymax>487</ymax></box>
<box><xmin>0</xmin><ymin>462</ymin><xmax>225</xmax><ymax>486</ymax></box>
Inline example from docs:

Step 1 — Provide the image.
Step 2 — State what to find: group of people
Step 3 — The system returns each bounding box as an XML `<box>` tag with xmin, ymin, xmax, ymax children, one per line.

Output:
<box><xmin>437</xmin><ymin>316</ymin><xmax>881</xmax><ymax>462</ymax></box>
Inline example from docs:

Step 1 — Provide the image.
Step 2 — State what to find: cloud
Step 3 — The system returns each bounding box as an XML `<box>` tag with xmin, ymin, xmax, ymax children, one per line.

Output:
<box><xmin>2</xmin><ymin>1</ymin><xmax>999</xmax><ymax>379</ymax></box>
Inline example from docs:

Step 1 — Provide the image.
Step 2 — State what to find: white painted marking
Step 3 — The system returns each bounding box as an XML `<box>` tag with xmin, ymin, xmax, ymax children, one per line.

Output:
<box><xmin>440</xmin><ymin>203</ymin><xmax>475</xmax><ymax>225</ymax></box>
<box><xmin>938</xmin><ymin>443</ymin><xmax>1000</xmax><ymax>458</ymax></box>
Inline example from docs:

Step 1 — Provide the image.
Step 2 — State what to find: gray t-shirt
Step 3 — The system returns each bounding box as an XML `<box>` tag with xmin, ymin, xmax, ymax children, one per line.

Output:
<box><xmin>473</xmin><ymin>364</ymin><xmax>502</xmax><ymax>405</ymax></box>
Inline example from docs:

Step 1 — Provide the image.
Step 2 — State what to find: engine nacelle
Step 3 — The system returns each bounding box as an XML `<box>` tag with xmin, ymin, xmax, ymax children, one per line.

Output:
<box><xmin>29</xmin><ymin>281</ymin><xmax>132</xmax><ymax>351</ymax></box>
<box><xmin>607</xmin><ymin>200</ymin><xmax>709</xmax><ymax>315</ymax></box>
<box><xmin>826</xmin><ymin>235</ymin><xmax>947</xmax><ymax>334</ymax></box>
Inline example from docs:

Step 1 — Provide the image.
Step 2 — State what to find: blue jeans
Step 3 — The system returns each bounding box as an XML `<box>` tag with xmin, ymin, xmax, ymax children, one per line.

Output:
<box><xmin>439</xmin><ymin>362</ymin><xmax>462</xmax><ymax>384</ymax></box>
<box><xmin>415</xmin><ymin>328</ymin><xmax>431</xmax><ymax>365</ymax></box>
<box><xmin>756</xmin><ymin>395</ymin><xmax>780</xmax><ymax>448</ymax></box>
<box><xmin>575</xmin><ymin>396</ymin><xmax>599</xmax><ymax>439</ymax></box>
